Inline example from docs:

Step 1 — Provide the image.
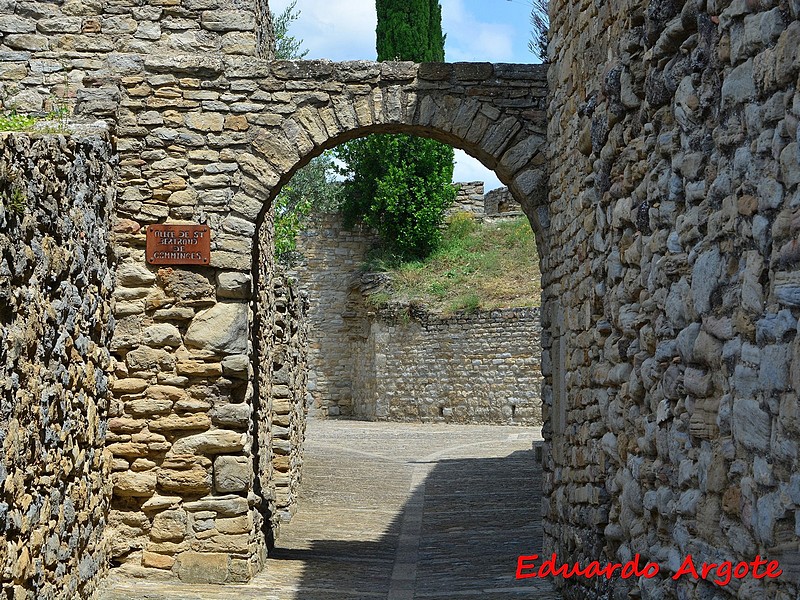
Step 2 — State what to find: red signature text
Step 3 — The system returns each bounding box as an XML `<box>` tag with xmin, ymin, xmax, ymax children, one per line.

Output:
<box><xmin>516</xmin><ymin>553</ymin><xmax>783</xmax><ymax>586</ymax></box>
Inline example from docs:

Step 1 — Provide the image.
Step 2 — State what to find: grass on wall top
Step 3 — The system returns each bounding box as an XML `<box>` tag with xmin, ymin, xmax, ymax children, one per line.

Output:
<box><xmin>367</xmin><ymin>212</ymin><xmax>542</xmax><ymax>314</ymax></box>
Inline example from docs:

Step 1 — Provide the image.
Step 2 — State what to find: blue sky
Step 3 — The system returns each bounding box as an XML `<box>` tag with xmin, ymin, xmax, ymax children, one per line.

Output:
<box><xmin>270</xmin><ymin>0</ymin><xmax>537</xmax><ymax>189</ymax></box>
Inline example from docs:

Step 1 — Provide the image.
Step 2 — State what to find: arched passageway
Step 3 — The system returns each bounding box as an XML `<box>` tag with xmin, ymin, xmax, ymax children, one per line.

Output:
<box><xmin>90</xmin><ymin>57</ymin><xmax>560</xmax><ymax>583</ymax></box>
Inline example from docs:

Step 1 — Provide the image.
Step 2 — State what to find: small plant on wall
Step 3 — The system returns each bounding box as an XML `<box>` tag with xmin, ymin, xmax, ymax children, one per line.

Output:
<box><xmin>0</xmin><ymin>111</ymin><xmax>38</xmax><ymax>132</ymax></box>
<box><xmin>0</xmin><ymin>163</ymin><xmax>27</xmax><ymax>216</ymax></box>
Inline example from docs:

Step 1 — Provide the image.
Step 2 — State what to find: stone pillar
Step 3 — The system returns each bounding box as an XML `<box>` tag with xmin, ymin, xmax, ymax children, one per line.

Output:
<box><xmin>107</xmin><ymin>260</ymin><xmax>264</xmax><ymax>582</ymax></box>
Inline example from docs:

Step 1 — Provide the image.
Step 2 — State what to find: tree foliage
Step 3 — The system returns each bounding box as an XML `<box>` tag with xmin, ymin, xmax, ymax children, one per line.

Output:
<box><xmin>528</xmin><ymin>0</ymin><xmax>550</xmax><ymax>63</ymax></box>
<box><xmin>337</xmin><ymin>135</ymin><xmax>455</xmax><ymax>261</ymax></box>
<box><xmin>375</xmin><ymin>0</ymin><xmax>445</xmax><ymax>62</ymax></box>
<box><xmin>274</xmin><ymin>152</ymin><xmax>342</xmax><ymax>258</ymax></box>
<box><xmin>334</xmin><ymin>0</ymin><xmax>455</xmax><ymax>263</ymax></box>
<box><xmin>273</xmin><ymin>0</ymin><xmax>308</xmax><ymax>60</ymax></box>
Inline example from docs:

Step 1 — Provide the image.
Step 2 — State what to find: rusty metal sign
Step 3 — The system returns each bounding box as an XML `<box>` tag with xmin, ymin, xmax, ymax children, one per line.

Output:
<box><xmin>146</xmin><ymin>224</ymin><xmax>211</xmax><ymax>265</ymax></box>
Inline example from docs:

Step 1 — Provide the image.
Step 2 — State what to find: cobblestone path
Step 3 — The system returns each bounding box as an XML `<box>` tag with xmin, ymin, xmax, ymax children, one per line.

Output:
<box><xmin>98</xmin><ymin>420</ymin><xmax>559</xmax><ymax>600</ymax></box>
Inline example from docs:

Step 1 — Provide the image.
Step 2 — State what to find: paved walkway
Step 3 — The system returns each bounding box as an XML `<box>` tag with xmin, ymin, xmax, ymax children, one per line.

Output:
<box><xmin>98</xmin><ymin>419</ymin><xmax>559</xmax><ymax>600</ymax></box>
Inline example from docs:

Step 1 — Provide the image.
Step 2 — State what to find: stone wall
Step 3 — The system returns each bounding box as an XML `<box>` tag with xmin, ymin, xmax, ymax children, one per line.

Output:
<box><xmin>0</xmin><ymin>130</ymin><xmax>115</xmax><ymax>600</ymax></box>
<box><xmin>545</xmin><ymin>0</ymin><xmax>800</xmax><ymax>598</ymax></box>
<box><xmin>0</xmin><ymin>0</ymin><xmax>273</xmax><ymax>113</ymax></box>
<box><xmin>295</xmin><ymin>213</ymin><xmax>377</xmax><ymax>417</ymax></box>
<box><xmin>449</xmin><ymin>181</ymin><xmax>485</xmax><ymax>216</ymax></box>
<box><xmin>484</xmin><ymin>186</ymin><xmax>520</xmax><ymax>215</ymax></box>
<box><xmin>0</xmin><ymin>0</ymin><xmax>798</xmax><ymax>595</ymax></box>
<box><xmin>295</xmin><ymin>213</ymin><xmax>542</xmax><ymax>424</ymax></box>
<box><xmin>351</xmin><ymin>305</ymin><xmax>542</xmax><ymax>424</ymax></box>
<box><xmin>449</xmin><ymin>183</ymin><xmax>522</xmax><ymax>218</ymax></box>
<box><xmin>265</xmin><ymin>272</ymin><xmax>308</xmax><ymax>525</ymax></box>
<box><xmin>88</xmin><ymin>55</ymin><xmax>545</xmax><ymax>582</ymax></box>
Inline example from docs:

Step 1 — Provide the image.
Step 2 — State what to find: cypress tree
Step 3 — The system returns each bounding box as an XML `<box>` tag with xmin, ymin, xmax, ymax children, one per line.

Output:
<box><xmin>376</xmin><ymin>0</ymin><xmax>445</xmax><ymax>62</ymax></box>
<box><xmin>335</xmin><ymin>0</ymin><xmax>455</xmax><ymax>261</ymax></box>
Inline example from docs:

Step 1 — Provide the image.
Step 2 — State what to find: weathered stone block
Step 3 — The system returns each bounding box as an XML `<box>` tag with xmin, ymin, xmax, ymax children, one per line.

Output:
<box><xmin>113</xmin><ymin>471</ymin><xmax>156</xmax><ymax>497</ymax></box>
<box><xmin>142</xmin><ymin>551</ymin><xmax>176</xmax><ymax>570</ymax></box>
<box><xmin>220</xmin><ymin>355</ymin><xmax>249</xmax><ymax>377</ymax></box>
<box><xmin>170</xmin><ymin>430</ymin><xmax>247</xmax><ymax>455</ymax></box>
<box><xmin>175</xmin><ymin>552</ymin><xmax>229</xmax><ymax>584</ymax></box>
<box><xmin>216</xmin><ymin>272</ymin><xmax>252</xmax><ymax>299</ymax></box>
<box><xmin>184</xmin><ymin>495</ymin><xmax>249</xmax><ymax>516</ymax></box>
<box><xmin>126</xmin><ymin>346</ymin><xmax>176</xmax><ymax>372</ymax></box>
<box><xmin>214</xmin><ymin>456</ymin><xmax>250</xmax><ymax>493</ymax></box>
<box><xmin>151</xmin><ymin>509</ymin><xmax>188</xmax><ymax>542</ymax></box>
<box><xmin>142</xmin><ymin>324</ymin><xmax>182</xmax><ymax>348</ymax></box>
<box><xmin>193</xmin><ymin>533</ymin><xmax>250</xmax><ymax>554</ymax></box>
<box><xmin>158</xmin><ymin>456</ymin><xmax>213</xmax><ymax>495</ymax></box>
<box><xmin>184</xmin><ymin>302</ymin><xmax>249</xmax><ymax>355</ymax></box>
<box><xmin>149</xmin><ymin>414</ymin><xmax>212</xmax><ymax>432</ymax></box>
<box><xmin>112</xmin><ymin>378</ymin><xmax>149</xmax><ymax>395</ymax></box>
<box><xmin>176</xmin><ymin>360</ymin><xmax>224</xmax><ymax>377</ymax></box>
<box><xmin>733</xmin><ymin>399</ymin><xmax>771</xmax><ymax>451</ymax></box>
<box><xmin>184</xmin><ymin>111</ymin><xmax>225</xmax><ymax>132</ymax></box>
<box><xmin>211</xmin><ymin>403</ymin><xmax>251</xmax><ymax>428</ymax></box>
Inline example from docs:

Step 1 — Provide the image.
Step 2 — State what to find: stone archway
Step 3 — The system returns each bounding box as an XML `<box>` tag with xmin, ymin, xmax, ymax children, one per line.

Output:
<box><xmin>86</xmin><ymin>55</ymin><xmax>551</xmax><ymax>582</ymax></box>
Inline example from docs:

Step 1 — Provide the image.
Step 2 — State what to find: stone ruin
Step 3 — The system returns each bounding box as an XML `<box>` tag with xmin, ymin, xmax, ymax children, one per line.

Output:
<box><xmin>0</xmin><ymin>0</ymin><xmax>798</xmax><ymax>598</ymax></box>
<box><xmin>294</xmin><ymin>208</ymin><xmax>543</xmax><ymax>424</ymax></box>
<box><xmin>447</xmin><ymin>181</ymin><xmax>522</xmax><ymax>217</ymax></box>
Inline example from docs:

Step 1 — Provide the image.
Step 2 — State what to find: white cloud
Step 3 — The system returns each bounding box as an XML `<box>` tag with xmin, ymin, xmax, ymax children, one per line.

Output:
<box><xmin>453</xmin><ymin>150</ymin><xmax>502</xmax><ymax>191</ymax></box>
<box><xmin>441</xmin><ymin>0</ymin><xmax>516</xmax><ymax>62</ymax></box>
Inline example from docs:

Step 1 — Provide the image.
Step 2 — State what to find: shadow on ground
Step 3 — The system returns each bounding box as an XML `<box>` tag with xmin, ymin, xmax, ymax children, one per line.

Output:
<box><xmin>98</xmin><ymin>422</ymin><xmax>560</xmax><ymax>600</ymax></box>
<box><xmin>266</xmin><ymin>449</ymin><xmax>559</xmax><ymax>599</ymax></box>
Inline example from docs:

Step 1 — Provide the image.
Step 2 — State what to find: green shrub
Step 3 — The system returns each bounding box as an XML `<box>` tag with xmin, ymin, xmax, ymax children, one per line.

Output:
<box><xmin>0</xmin><ymin>112</ymin><xmax>37</xmax><ymax>132</ymax></box>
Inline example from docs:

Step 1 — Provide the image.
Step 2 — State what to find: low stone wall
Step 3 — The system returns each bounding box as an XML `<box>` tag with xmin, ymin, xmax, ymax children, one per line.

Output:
<box><xmin>484</xmin><ymin>186</ymin><xmax>520</xmax><ymax>215</ymax></box>
<box><xmin>0</xmin><ymin>130</ymin><xmax>115</xmax><ymax>600</ymax></box>
<box><xmin>352</xmin><ymin>305</ymin><xmax>542</xmax><ymax>424</ymax></box>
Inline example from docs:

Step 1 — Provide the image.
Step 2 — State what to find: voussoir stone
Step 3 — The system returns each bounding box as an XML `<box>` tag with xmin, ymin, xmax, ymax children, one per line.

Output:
<box><xmin>184</xmin><ymin>302</ymin><xmax>248</xmax><ymax>354</ymax></box>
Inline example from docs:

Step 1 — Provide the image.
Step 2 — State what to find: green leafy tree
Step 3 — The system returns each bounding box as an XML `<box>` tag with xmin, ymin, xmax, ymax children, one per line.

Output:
<box><xmin>274</xmin><ymin>151</ymin><xmax>342</xmax><ymax>257</ymax></box>
<box><xmin>337</xmin><ymin>135</ymin><xmax>454</xmax><ymax>260</ymax></box>
<box><xmin>335</xmin><ymin>0</ymin><xmax>455</xmax><ymax>262</ymax></box>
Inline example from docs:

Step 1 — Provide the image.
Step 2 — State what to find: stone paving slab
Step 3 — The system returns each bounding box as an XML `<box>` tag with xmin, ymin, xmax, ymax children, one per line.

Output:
<box><xmin>97</xmin><ymin>420</ymin><xmax>559</xmax><ymax>600</ymax></box>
